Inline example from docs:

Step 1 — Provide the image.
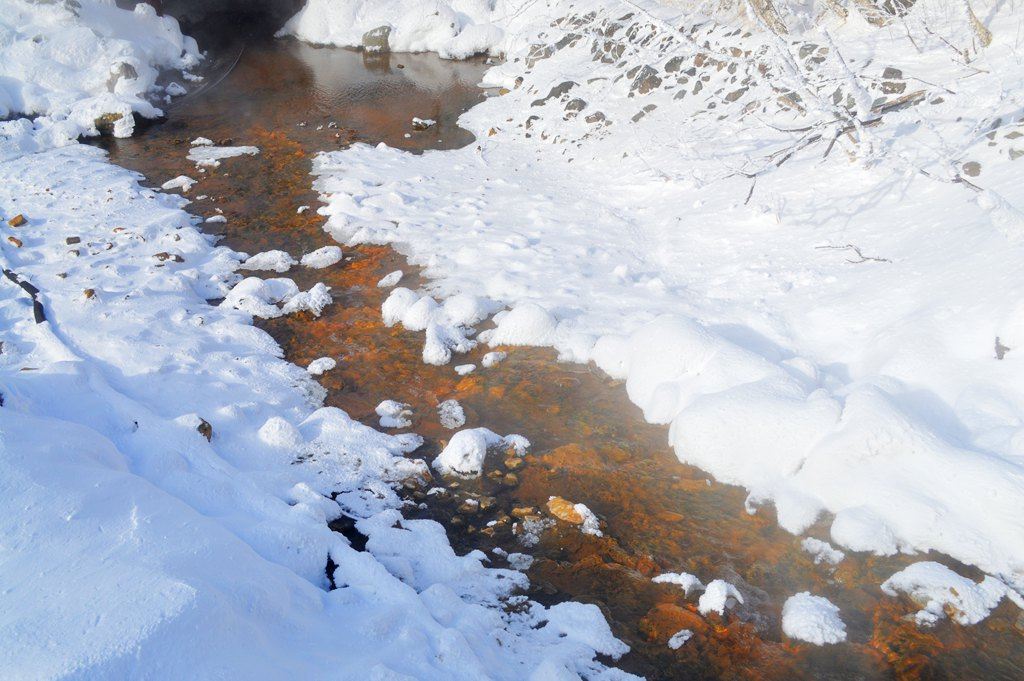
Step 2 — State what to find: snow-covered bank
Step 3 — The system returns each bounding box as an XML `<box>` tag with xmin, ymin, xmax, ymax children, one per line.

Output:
<box><xmin>307</xmin><ymin>0</ymin><xmax>1024</xmax><ymax>609</ymax></box>
<box><xmin>0</xmin><ymin>0</ymin><xmax>200</xmax><ymax>145</ymax></box>
<box><xmin>278</xmin><ymin>0</ymin><xmax>506</xmax><ymax>59</ymax></box>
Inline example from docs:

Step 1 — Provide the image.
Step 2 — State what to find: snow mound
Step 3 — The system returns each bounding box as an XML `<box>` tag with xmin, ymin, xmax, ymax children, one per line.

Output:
<box><xmin>781</xmin><ymin>593</ymin><xmax>847</xmax><ymax>645</ymax></box>
<box><xmin>307</xmin><ymin>357</ymin><xmax>337</xmax><ymax>375</ymax></box>
<box><xmin>0</xmin><ymin>0</ymin><xmax>199</xmax><ymax>143</ymax></box>
<box><xmin>433</xmin><ymin>428</ymin><xmax>528</xmax><ymax>478</ymax></box>
<box><xmin>438</xmin><ymin>399</ymin><xmax>466</xmax><ymax>429</ymax></box>
<box><xmin>376</xmin><ymin>400</ymin><xmax>413</xmax><ymax>429</ymax></box>
<box><xmin>653</xmin><ymin>572</ymin><xmax>705</xmax><ymax>596</ymax></box>
<box><xmin>242</xmin><ymin>250</ymin><xmax>296</xmax><ymax>273</ymax></box>
<box><xmin>279</xmin><ymin>0</ymin><xmax>505</xmax><ymax>59</ymax></box>
<box><xmin>301</xmin><ymin>245</ymin><xmax>343</xmax><ymax>269</ymax></box>
<box><xmin>698</xmin><ymin>580</ymin><xmax>744</xmax><ymax>616</ymax></box>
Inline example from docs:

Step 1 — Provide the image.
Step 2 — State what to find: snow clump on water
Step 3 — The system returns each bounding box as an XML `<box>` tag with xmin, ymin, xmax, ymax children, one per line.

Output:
<box><xmin>434</xmin><ymin>427</ymin><xmax>528</xmax><ymax>478</ymax></box>
<box><xmin>781</xmin><ymin>593</ymin><xmax>847</xmax><ymax>645</ymax></box>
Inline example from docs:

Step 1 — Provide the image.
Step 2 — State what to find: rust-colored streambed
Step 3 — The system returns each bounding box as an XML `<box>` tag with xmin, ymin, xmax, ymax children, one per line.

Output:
<box><xmin>95</xmin><ymin>39</ymin><xmax>1024</xmax><ymax>680</ymax></box>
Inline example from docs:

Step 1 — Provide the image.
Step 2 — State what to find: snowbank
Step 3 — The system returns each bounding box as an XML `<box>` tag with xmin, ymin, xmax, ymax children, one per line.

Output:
<box><xmin>309</xmin><ymin>0</ymin><xmax>1024</xmax><ymax>600</ymax></box>
<box><xmin>0</xmin><ymin>0</ymin><xmax>199</xmax><ymax>144</ymax></box>
<box><xmin>278</xmin><ymin>0</ymin><xmax>506</xmax><ymax>59</ymax></box>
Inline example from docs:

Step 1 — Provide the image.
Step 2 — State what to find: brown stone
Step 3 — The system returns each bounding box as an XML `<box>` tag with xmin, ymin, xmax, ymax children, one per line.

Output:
<box><xmin>638</xmin><ymin>603</ymin><xmax>706</xmax><ymax>643</ymax></box>
<box><xmin>66</xmin><ymin>236</ymin><xmax>81</xmax><ymax>245</ymax></box>
<box><xmin>83</xmin><ymin>289</ymin><xmax>96</xmax><ymax>299</ymax></box>
<box><xmin>197</xmin><ymin>418</ymin><xmax>213</xmax><ymax>441</ymax></box>
<box><xmin>7</xmin><ymin>236</ymin><xmax>22</xmax><ymax>248</ymax></box>
<box><xmin>8</xmin><ymin>214</ymin><xmax>26</xmax><ymax>227</ymax></box>
<box><xmin>154</xmin><ymin>252</ymin><xmax>184</xmax><ymax>263</ymax></box>
<box><xmin>547</xmin><ymin>496</ymin><xmax>584</xmax><ymax>524</ymax></box>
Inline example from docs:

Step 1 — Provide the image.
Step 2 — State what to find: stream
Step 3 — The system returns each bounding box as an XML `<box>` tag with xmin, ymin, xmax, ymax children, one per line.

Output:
<box><xmin>93</xmin><ymin>38</ymin><xmax>1024</xmax><ymax>680</ymax></box>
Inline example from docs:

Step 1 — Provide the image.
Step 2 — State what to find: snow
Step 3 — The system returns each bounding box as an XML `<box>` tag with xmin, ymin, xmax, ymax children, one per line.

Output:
<box><xmin>653</xmin><ymin>572</ymin><xmax>705</xmax><ymax>596</ymax></box>
<box><xmin>698</xmin><ymin>580</ymin><xmax>744</xmax><ymax>616</ymax></box>
<box><xmin>802</xmin><ymin>538</ymin><xmax>846</xmax><ymax>566</ymax></box>
<box><xmin>278</xmin><ymin>0</ymin><xmax>506</xmax><ymax>59</ymax></box>
<box><xmin>187</xmin><ymin>144</ymin><xmax>260</xmax><ymax>168</ymax></box>
<box><xmin>301</xmin><ymin>245</ymin><xmax>343</xmax><ymax>269</ymax></box>
<box><xmin>0</xmin><ymin>0</ymin><xmax>199</xmax><ymax>141</ymax></box>
<box><xmin>242</xmin><ymin>249</ymin><xmax>296</xmax><ymax>272</ymax></box>
<box><xmin>433</xmin><ymin>427</ymin><xmax>528</xmax><ymax>478</ymax></box>
<box><xmin>574</xmin><ymin>503</ymin><xmax>602</xmax><ymax>537</ymax></box>
<box><xmin>375</xmin><ymin>400</ymin><xmax>413</xmax><ymax>429</ymax></box>
<box><xmin>160</xmin><ymin>175</ymin><xmax>196</xmax><ymax>192</ymax></box>
<box><xmin>667</xmin><ymin>630</ymin><xmax>693</xmax><ymax>650</ymax></box>
<box><xmin>483</xmin><ymin>350</ymin><xmax>507</xmax><ymax>368</ymax></box>
<box><xmin>0</xmin><ymin>7</ymin><xmax>639</xmax><ymax>679</ymax></box>
<box><xmin>438</xmin><ymin>398</ymin><xmax>467</xmax><ymax>429</ymax></box>
<box><xmin>377</xmin><ymin>269</ymin><xmax>403</xmax><ymax>288</ymax></box>
<box><xmin>307</xmin><ymin>357</ymin><xmax>337</xmax><ymax>375</ymax></box>
<box><xmin>308</xmin><ymin>0</ymin><xmax>1024</xmax><ymax>593</ymax></box>
<box><xmin>781</xmin><ymin>593</ymin><xmax>847</xmax><ymax>645</ymax></box>
<box><xmin>205</xmin><ymin>214</ymin><xmax>227</xmax><ymax>224</ymax></box>
<box><xmin>381</xmin><ymin>287</ymin><xmax>498</xmax><ymax>365</ymax></box>
<box><xmin>880</xmin><ymin>562</ymin><xmax>1024</xmax><ymax>627</ymax></box>
<box><xmin>455</xmin><ymin>363</ymin><xmax>476</xmax><ymax>375</ymax></box>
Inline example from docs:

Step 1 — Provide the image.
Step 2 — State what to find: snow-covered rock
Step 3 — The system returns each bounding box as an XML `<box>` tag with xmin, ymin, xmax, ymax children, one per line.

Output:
<box><xmin>781</xmin><ymin>593</ymin><xmax>847</xmax><ymax>645</ymax></box>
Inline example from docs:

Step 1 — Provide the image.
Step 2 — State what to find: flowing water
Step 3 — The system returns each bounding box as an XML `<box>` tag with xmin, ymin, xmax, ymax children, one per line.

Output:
<box><xmin>94</xmin><ymin>38</ymin><xmax>1024</xmax><ymax>680</ymax></box>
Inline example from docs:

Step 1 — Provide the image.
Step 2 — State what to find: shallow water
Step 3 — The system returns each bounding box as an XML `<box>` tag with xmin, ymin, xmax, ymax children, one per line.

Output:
<box><xmin>96</xmin><ymin>39</ymin><xmax>1024</xmax><ymax>680</ymax></box>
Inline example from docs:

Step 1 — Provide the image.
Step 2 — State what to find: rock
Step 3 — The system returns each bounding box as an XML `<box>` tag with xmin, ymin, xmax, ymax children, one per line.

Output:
<box><xmin>501</xmin><ymin>473</ymin><xmax>519</xmax><ymax>487</ymax></box>
<box><xmin>8</xmin><ymin>214</ymin><xmax>26</xmax><ymax>227</ymax></box>
<box><xmin>546</xmin><ymin>496</ymin><xmax>584</xmax><ymax>524</ymax></box>
<box><xmin>564</xmin><ymin>98</ymin><xmax>588</xmax><ymax>113</ymax></box>
<box><xmin>154</xmin><ymin>252</ymin><xmax>184</xmax><ymax>263</ymax></box>
<box><xmin>503</xmin><ymin>457</ymin><xmax>524</xmax><ymax>471</ymax></box>
<box><xmin>361</xmin><ymin>26</ymin><xmax>391</xmax><ymax>52</ymax></box>
<box><xmin>511</xmin><ymin>506</ymin><xmax>536</xmax><ymax>519</ymax></box>
<box><xmin>66</xmin><ymin>236</ymin><xmax>80</xmax><ymax>245</ymax></box>
<box><xmin>531</xmin><ymin>81</ymin><xmax>577</xmax><ymax>107</ymax></box>
<box><xmin>881</xmin><ymin>80</ymin><xmax>906</xmax><ymax>95</ymax></box>
<box><xmin>638</xmin><ymin>603</ymin><xmax>706</xmax><ymax>643</ymax></box>
<box><xmin>963</xmin><ymin>161</ymin><xmax>982</xmax><ymax>177</ymax></box>
<box><xmin>585</xmin><ymin>111</ymin><xmax>607</xmax><ymax>125</ymax></box>
<box><xmin>665</xmin><ymin>56</ymin><xmax>685</xmax><ymax>73</ymax></box>
<box><xmin>197</xmin><ymin>418</ymin><xmax>213</xmax><ymax>441</ymax></box>
<box><xmin>107</xmin><ymin>61</ymin><xmax>138</xmax><ymax>92</ymax></box>
<box><xmin>457</xmin><ymin>499</ymin><xmax>479</xmax><ymax>515</ymax></box>
<box><xmin>83</xmin><ymin>289</ymin><xmax>95</xmax><ymax>299</ymax></box>
<box><xmin>95</xmin><ymin>112</ymin><xmax>125</xmax><ymax>136</ymax></box>
<box><xmin>882</xmin><ymin>66</ymin><xmax>903</xmax><ymax>79</ymax></box>
<box><xmin>478</xmin><ymin>496</ymin><xmax>496</xmax><ymax>511</ymax></box>
<box><xmin>7</xmin><ymin>236</ymin><xmax>22</xmax><ymax>248</ymax></box>
<box><xmin>629</xmin><ymin>65</ymin><xmax>662</xmax><ymax>96</ymax></box>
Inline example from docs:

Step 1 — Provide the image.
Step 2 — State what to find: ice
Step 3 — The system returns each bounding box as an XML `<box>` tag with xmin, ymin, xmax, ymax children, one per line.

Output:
<box><xmin>782</xmin><ymin>593</ymin><xmax>847</xmax><ymax>645</ymax></box>
<box><xmin>667</xmin><ymin>630</ymin><xmax>693</xmax><ymax>650</ymax></box>
<box><xmin>301</xmin><ymin>245</ymin><xmax>343</xmax><ymax>268</ymax></box>
<box><xmin>187</xmin><ymin>144</ymin><xmax>260</xmax><ymax>168</ymax></box>
<box><xmin>698</xmin><ymin>580</ymin><xmax>744</xmax><ymax>616</ymax></box>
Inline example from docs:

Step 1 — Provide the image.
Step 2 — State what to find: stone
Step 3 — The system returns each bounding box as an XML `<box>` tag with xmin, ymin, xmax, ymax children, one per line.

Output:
<box><xmin>531</xmin><ymin>81</ymin><xmax>577</xmax><ymax>107</ymax></box>
<box><xmin>197</xmin><ymin>418</ymin><xmax>213</xmax><ymax>441</ymax></box>
<box><xmin>962</xmin><ymin>161</ymin><xmax>982</xmax><ymax>177</ymax></box>
<box><xmin>564</xmin><ymin>98</ymin><xmax>588</xmax><ymax>113</ymax></box>
<box><xmin>66</xmin><ymin>236</ymin><xmax>80</xmax><ymax>245</ymax></box>
<box><xmin>546</xmin><ymin>496</ymin><xmax>584</xmax><ymax>524</ymax></box>
<box><xmin>638</xmin><ymin>603</ymin><xmax>706</xmax><ymax>643</ymax></box>
<box><xmin>361</xmin><ymin>25</ymin><xmax>391</xmax><ymax>52</ymax></box>
<box><xmin>501</xmin><ymin>473</ymin><xmax>519</xmax><ymax>487</ymax></box>
<box><xmin>83</xmin><ymin>289</ymin><xmax>95</xmax><ymax>299</ymax></box>
<box><xmin>7</xmin><ymin>236</ymin><xmax>22</xmax><ymax>248</ymax></box>
<box><xmin>503</xmin><ymin>457</ymin><xmax>524</xmax><ymax>471</ymax></box>
<box><xmin>8</xmin><ymin>214</ymin><xmax>26</xmax><ymax>227</ymax></box>
<box><xmin>154</xmin><ymin>252</ymin><xmax>184</xmax><ymax>263</ymax></box>
<box><xmin>511</xmin><ymin>506</ymin><xmax>536</xmax><ymax>519</ymax></box>
<box><xmin>629</xmin><ymin>65</ymin><xmax>661</xmax><ymax>96</ymax></box>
